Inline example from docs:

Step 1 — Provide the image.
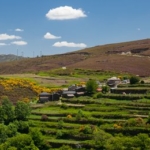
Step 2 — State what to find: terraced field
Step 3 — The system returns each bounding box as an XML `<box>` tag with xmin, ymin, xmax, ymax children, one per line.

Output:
<box><xmin>29</xmin><ymin>96</ymin><xmax>150</xmax><ymax>149</ymax></box>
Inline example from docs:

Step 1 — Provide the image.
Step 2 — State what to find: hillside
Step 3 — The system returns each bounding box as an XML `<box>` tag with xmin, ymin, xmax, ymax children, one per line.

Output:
<box><xmin>0</xmin><ymin>54</ymin><xmax>24</xmax><ymax>62</ymax></box>
<box><xmin>0</xmin><ymin>39</ymin><xmax>150</xmax><ymax>76</ymax></box>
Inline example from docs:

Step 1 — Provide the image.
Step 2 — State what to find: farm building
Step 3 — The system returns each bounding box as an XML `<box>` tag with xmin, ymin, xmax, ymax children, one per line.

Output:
<box><xmin>62</xmin><ymin>91</ymin><xmax>76</xmax><ymax>98</ymax></box>
<box><xmin>38</xmin><ymin>92</ymin><xmax>61</xmax><ymax>103</ymax></box>
<box><xmin>107</xmin><ymin>77</ymin><xmax>121</xmax><ymax>88</ymax></box>
<box><xmin>38</xmin><ymin>92</ymin><xmax>50</xmax><ymax>103</ymax></box>
<box><xmin>49</xmin><ymin>93</ymin><xmax>61</xmax><ymax>101</ymax></box>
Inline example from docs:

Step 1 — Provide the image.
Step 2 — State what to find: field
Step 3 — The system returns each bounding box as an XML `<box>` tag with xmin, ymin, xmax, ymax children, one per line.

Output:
<box><xmin>28</xmin><ymin>95</ymin><xmax>150</xmax><ymax>149</ymax></box>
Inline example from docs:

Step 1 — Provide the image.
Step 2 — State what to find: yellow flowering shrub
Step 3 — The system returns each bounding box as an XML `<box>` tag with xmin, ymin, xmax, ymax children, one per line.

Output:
<box><xmin>67</xmin><ymin>114</ymin><xmax>72</xmax><ymax>119</ymax></box>
<box><xmin>0</xmin><ymin>77</ymin><xmax>61</xmax><ymax>102</ymax></box>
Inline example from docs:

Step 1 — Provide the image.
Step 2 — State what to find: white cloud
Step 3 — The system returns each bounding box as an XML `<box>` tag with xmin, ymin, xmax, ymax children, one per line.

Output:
<box><xmin>46</xmin><ymin>6</ymin><xmax>87</xmax><ymax>20</ymax></box>
<box><xmin>0</xmin><ymin>43</ymin><xmax>6</xmax><ymax>46</ymax></box>
<box><xmin>53</xmin><ymin>41</ymin><xmax>87</xmax><ymax>48</ymax></box>
<box><xmin>11</xmin><ymin>41</ymin><xmax>27</xmax><ymax>46</ymax></box>
<box><xmin>44</xmin><ymin>32</ymin><xmax>61</xmax><ymax>39</ymax></box>
<box><xmin>15</xmin><ymin>28</ymin><xmax>24</xmax><ymax>32</ymax></box>
<box><xmin>0</xmin><ymin>33</ymin><xmax>21</xmax><ymax>40</ymax></box>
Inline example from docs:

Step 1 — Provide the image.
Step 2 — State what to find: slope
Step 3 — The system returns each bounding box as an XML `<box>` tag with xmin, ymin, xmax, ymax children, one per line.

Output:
<box><xmin>0</xmin><ymin>39</ymin><xmax>149</xmax><ymax>76</ymax></box>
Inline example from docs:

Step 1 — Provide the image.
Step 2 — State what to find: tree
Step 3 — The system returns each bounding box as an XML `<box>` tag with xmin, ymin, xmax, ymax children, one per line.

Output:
<box><xmin>130</xmin><ymin>76</ymin><xmax>140</xmax><ymax>84</ymax></box>
<box><xmin>86</xmin><ymin>79</ymin><xmax>98</xmax><ymax>94</ymax></box>
<box><xmin>0</xmin><ymin>124</ymin><xmax>8</xmax><ymax>144</ymax></box>
<box><xmin>1</xmin><ymin>97</ymin><xmax>15</xmax><ymax>124</ymax></box>
<box><xmin>14</xmin><ymin>120</ymin><xmax>29</xmax><ymax>133</ymax></box>
<box><xmin>134</xmin><ymin>133</ymin><xmax>150</xmax><ymax>149</ymax></box>
<box><xmin>15</xmin><ymin>101</ymin><xmax>31</xmax><ymax>120</ymax></box>
<box><xmin>102</xmin><ymin>86</ymin><xmax>110</xmax><ymax>93</ymax></box>
<box><xmin>0</xmin><ymin>134</ymin><xmax>39</xmax><ymax>150</ymax></box>
<box><xmin>7</xmin><ymin>123</ymin><xmax>18</xmax><ymax>137</ymax></box>
<box><xmin>93</xmin><ymin>129</ymin><xmax>112</xmax><ymax>149</ymax></box>
<box><xmin>29</xmin><ymin>128</ymin><xmax>45</xmax><ymax>149</ymax></box>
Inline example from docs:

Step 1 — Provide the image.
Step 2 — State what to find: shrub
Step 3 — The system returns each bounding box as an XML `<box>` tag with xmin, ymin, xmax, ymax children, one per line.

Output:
<box><xmin>83</xmin><ymin>125</ymin><xmax>93</xmax><ymax>134</ymax></box>
<box><xmin>86</xmin><ymin>79</ymin><xmax>98</xmax><ymax>94</ymax></box>
<box><xmin>76</xmin><ymin>109</ymin><xmax>84</xmax><ymax>120</ymax></box>
<box><xmin>96</xmin><ymin>93</ymin><xmax>103</xmax><ymax>98</ymax></box>
<box><xmin>41</xmin><ymin>115</ymin><xmax>48</xmax><ymax>121</ymax></box>
<box><xmin>59</xmin><ymin>145</ymin><xmax>73</xmax><ymax>150</ymax></box>
<box><xmin>130</xmin><ymin>76</ymin><xmax>140</xmax><ymax>84</ymax></box>
<box><xmin>57</xmin><ymin>120</ymin><xmax>64</xmax><ymax>129</ymax></box>
<box><xmin>102</xmin><ymin>86</ymin><xmax>110</xmax><ymax>94</ymax></box>
<box><xmin>56</xmin><ymin>130</ymin><xmax>63</xmax><ymax>139</ymax></box>
<box><xmin>67</xmin><ymin>114</ymin><xmax>72</xmax><ymax>119</ymax></box>
<box><xmin>61</xmin><ymin>103</ymin><xmax>68</xmax><ymax>109</ymax></box>
<box><xmin>140</xmin><ymin>80</ymin><xmax>145</xmax><ymax>84</ymax></box>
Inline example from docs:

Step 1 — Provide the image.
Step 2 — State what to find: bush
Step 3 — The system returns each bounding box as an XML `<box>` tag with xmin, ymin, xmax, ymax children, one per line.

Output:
<box><xmin>76</xmin><ymin>109</ymin><xmax>84</xmax><ymax>120</ymax></box>
<box><xmin>96</xmin><ymin>93</ymin><xmax>103</xmax><ymax>98</ymax></box>
<box><xmin>61</xmin><ymin>103</ymin><xmax>68</xmax><ymax>109</ymax></box>
<box><xmin>86</xmin><ymin>79</ymin><xmax>98</xmax><ymax>94</ymax></box>
<box><xmin>82</xmin><ymin>125</ymin><xmax>93</xmax><ymax>134</ymax></box>
<box><xmin>59</xmin><ymin>145</ymin><xmax>73</xmax><ymax>150</ymax></box>
<box><xmin>130</xmin><ymin>76</ymin><xmax>140</xmax><ymax>84</ymax></box>
<box><xmin>41</xmin><ymin>115</ymin><xmax>48</xmax><ymax>121</ymax></box>
<box><xmin>57</xmin><ymin>120</ymin><xmax>64</xmax><ymax>129</ymax></box>
<box><xmin>56</xmin><ymin>130</ymin><xmax>63</xmax><ymax>138</ymax></box>
<box><xmin>140</xmin><ymin>80</ymin><xmax>145</xmax><ymax>84</ymax></box>
<box><xmin>102</xmin><ymin>86</ymin><xmax>110</xmax><ymax>93</ymax></box>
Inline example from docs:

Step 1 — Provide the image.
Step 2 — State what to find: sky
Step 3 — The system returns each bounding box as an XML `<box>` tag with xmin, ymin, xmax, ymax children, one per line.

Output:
<box><xmin>0</xmin><ymin>0</ymin><xmax>150</xmax><ymax>57</ymax></box>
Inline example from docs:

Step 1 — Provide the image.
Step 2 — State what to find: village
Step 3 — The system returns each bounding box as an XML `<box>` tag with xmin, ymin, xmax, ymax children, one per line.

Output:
<box><xmin>38</xmin><ymin>76</ymin><xmax>130</xmax><ymax>103</ymax></box>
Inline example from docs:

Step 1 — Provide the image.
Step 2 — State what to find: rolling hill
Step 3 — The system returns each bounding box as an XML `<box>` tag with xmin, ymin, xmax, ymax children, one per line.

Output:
<box><xmin>0</xmin><ymin>39</ymin><xmax>150</xmax><ymax>76</ymax></box>
<box><xmin>0</xmin><ymin>54</ymin><xmax>24</xmax><ymax>62</ymax></box>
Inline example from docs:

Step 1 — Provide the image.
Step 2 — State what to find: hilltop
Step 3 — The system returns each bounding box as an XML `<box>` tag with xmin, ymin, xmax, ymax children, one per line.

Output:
<box><xmin>0</xmin><ymin>39</ymin><xmax>150</xmax><ymax>76</ymax></box>
<box><xmin>0</xmin><ymin>54</ymin><xmax>24</xmax><ymax>62</ymax></box>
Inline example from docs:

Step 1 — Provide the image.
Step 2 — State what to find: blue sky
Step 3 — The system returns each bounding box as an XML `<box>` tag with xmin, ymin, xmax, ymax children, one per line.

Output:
<box><xmin>0</xmin><ymin>0</ymin><xmax>150</xmax><ymax>57</ymax></box>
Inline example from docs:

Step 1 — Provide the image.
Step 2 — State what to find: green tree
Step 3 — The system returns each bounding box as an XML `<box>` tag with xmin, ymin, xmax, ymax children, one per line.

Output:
<box><xmin>134</xmin><ymin>133</ymin><xmax>150</xmax><ymax>150</ymax></box>
<box><xmin>15</xmin><ymin>101</ymin><xmax>31</xmax><ymax>120</ymax></box>
<box><xmin>102</xmin><ymin>85</ymin><xmax>110</xmax><ymax>93</ymax></box>
<box><xmin>76</xmin><ymin>109</ymin><xmax>84</xmax><ymax>120</ymax></box>
<box><xmin>86</xmin><ymin>79</ymin><xmax>98</xmax><ymax>94</ymax></box>
<box><xmin>0</xmin><ymin>124</ymin><xmax>8</xmax><ymax>144</ymax></box>
<box><xmin>0</xmin><ymin>134</ymin><xmax>39</xmax><ymax>150</ymax></box>
<box><xmin>130</xmin><ymin>76</ymin><xmax>140</xmax><ymax>84</ymax></box>
<box><xmin>14</xmin><ymin>120</ymin><xmax>29</xmax><ymax>133</ymax></box>
<box><xmin>93</xmin><ymin>129</ymin><xmax>112</xmax><ymax>149</ymax></box>
<box><xmin>0</xmin><ymin>107</ymin><xmax>4</xmax><ymax>123</ymax></box>
<box><xmin>7</xmin><ymin>123</ymin><xmax>18</xmax><ymax>137</ymax></box>
<box><xmin>29</xmin><ymin>128</ymin><xmax>49</xmax><ymax>149</ymax></box>
<box><xmin>1</xmin><ymin>97</ymin><xmax>15</xmax><ymax>124</ymax></box>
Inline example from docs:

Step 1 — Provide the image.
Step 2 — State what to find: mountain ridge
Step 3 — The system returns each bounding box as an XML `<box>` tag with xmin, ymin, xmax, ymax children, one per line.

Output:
<box><xmin>0</xmin><ymin>39</ymin><xmax>150</xmax><ymax>76</ymax></box>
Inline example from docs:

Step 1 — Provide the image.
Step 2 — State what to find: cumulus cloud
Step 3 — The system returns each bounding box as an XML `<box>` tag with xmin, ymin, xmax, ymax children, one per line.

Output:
<box><xmin>0</xmin><ymin>33</ymin><xmax>21</xmax><ymax>40</ymax></box>
<box><xmin>11</xmin><ymin>41</ymin><xmax>27</xmax><ymax>46</ymax></box>
<box><xmin>44</xmin><ymin>32</ymin><xmax>61</xmax><ymax>39</ymax></box>
<box><xmin>46</xmin><ymin>6</ymin><xmax>87</xmax><ymax>20</ymax></box>
<box><xmin>15</xmin><ymin>28</ymin><xmax>24</xmax><ymax>32</ymax></box>
<box><xmin>53</xmin><ymin>41</ymin><xmax>87</xmax><ymax>48</ymax></box>
<box><xmin>0</xmin><ymin>43</ymin><xmax>6</xmax><ymax>46</ymax></box>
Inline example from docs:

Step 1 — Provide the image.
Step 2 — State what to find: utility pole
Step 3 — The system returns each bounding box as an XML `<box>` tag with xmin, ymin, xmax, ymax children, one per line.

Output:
<box><xmin>16</xmin><ymin>49</ymin><xmax>18</xmax><ymax>60</ymax></box>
